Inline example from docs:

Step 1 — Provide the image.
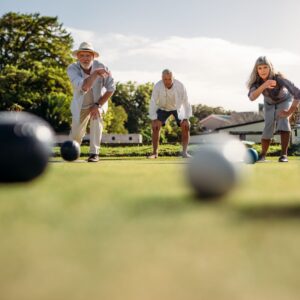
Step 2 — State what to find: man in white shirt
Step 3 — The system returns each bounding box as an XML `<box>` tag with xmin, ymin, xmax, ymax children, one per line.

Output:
<box><xmin>67</xmin><ymin>42</ymin><xmax>115</xmax><ymax>162</ymax></box>
<box><xmin>148</xmin><ymin>69</ymin><xmax>192</xmax><ymax>158</ymax></box>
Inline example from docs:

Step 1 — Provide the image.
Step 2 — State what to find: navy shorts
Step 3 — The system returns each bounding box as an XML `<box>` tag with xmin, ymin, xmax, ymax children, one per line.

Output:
<box><xmin>157</xmin><ymin>109</ymin><xmax>181</xmax><ymax>126</ymax></box>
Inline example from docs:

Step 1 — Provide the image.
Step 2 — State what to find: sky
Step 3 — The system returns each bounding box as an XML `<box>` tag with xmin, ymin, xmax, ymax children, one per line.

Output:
<box><xmin>2</xmin><ymin>0</ymin><xmax>300</xmax><ymax>112</ymax></box>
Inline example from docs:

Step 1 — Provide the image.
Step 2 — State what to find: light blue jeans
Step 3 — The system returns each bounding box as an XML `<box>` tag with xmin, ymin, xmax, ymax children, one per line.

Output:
<box><xmin>262</xmin><ymin>98</ymin><xmax>292</xmax><ymax>139</ymax></box>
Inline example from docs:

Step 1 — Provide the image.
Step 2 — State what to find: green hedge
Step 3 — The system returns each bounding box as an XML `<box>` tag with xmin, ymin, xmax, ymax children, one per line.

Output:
<box><xmin>52</xmin><ymin>143</ymin><xmax>300</xmax><ymax>158</ymax></box>
<box><xmin>52</xmin><ymin>144</ymin><xmax>183</xmax><ymax>157</ymax></box>
<box><xmin>252</xmin><ymin>144</ymin><xmax>300</xmax><ymax>156</ymax></box>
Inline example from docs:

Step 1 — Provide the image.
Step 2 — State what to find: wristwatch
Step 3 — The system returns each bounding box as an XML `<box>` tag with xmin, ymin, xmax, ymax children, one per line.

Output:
<box><xmin>94</xmin><ymin>102</ymin><xmax>102</xmax><ymax>108</ymax></box>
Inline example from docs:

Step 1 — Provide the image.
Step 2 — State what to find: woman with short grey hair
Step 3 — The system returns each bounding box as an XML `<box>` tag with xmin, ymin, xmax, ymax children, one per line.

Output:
<box><xmin>247</xmin><ymin>56</ymin><xmax>300</xmax><ymax>162</ymax></box>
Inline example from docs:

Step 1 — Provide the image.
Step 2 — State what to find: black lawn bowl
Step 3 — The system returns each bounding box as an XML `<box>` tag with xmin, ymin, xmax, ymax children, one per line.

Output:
<box><xmin>60</xmin><ymin>140</ymin><xmax>80</xmax><ymax>161</ymax></box>
<box><xmin>0</xmin><ymin>111</ymin><xmax>54</xmax><ymax>182</ymax></box>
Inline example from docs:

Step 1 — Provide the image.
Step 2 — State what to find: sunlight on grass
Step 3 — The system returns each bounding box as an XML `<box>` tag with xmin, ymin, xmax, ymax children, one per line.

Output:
<box><xmin>0</xmin><ymin>158</ymin><xmax>300</xmax><ymax>300</ymax></box>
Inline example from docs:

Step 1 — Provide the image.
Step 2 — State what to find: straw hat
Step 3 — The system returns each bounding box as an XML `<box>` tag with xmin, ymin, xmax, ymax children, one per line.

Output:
<box><xmin>72</xmin><ymin>42</ymin><xmax>99</xmax><ymax>58</ymax></box>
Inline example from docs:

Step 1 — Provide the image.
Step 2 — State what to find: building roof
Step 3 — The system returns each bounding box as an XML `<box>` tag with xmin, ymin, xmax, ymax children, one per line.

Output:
<box><xmin>199</xmin><ymin>111</ymin><xmax>264</xmax><ymax>130</ymax></box>
<box><xmin>199</xmin><ymin>114</ymin><xmax>231</xmax><ymax>124</ymax></box>
<box><xmin>230</xmin><ymin>111</ymin><xmax>263</xmax><ymax>124</ymax></box>
<box><xmin>216</xmin><ymin>119</ymin><xmax>265</xmax><ymax>130</ymax></box>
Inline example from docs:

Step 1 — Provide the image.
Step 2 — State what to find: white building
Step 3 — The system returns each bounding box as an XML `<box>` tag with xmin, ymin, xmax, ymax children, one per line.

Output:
<box><xmin>218</xmin><ymin>121</ymin><xmax>300</xmax><ymax>144</ymax></box>
<box><xmin>190</xmin><ymin>120</ymin><xmax>300</xmax><ymax>145</ymax></box>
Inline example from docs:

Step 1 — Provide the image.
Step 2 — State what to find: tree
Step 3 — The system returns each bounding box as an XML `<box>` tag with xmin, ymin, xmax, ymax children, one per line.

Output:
<box><xmin>103</xmin><ymin>100</ymin><xmax>128</xmax><ymax>134</ymax></box>
<box><xmin>111</xmin><ymin>81</ymin><xmax>154</xmax><ymax>134</ymax></box>
<box><xmin>0</xmin><ymin>12</ymin><xmax>74</xmax><ymax>131</ymax></box>
<box><xmin>0</xmin><ymin>12</ymin><xmax>73</xmax><ymax>69</ymax></box>
<box><xmin>192</xmin><ymin>104</ymin><xmax>232</xmax><ymax>121</ymax></box>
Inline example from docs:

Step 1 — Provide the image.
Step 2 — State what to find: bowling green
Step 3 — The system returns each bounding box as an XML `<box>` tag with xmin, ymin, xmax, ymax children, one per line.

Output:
<box><xmin>0</xmin><ymin>157</ymin><xmax>300</xmax><ymax>300</ymax></box>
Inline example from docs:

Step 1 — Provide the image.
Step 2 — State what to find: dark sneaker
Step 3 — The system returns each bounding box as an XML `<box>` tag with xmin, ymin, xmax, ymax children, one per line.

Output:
<box><xmin>87</xmin><ymin>154</ymin><xmax>99</xmax><ymax>162</ymax></box>
<box><xmin>278</xmin><ymin>155</ymin><xmax>288</xmax><ymax>163</ymax></box>
<box><xmin>257</xmin><ymin>155</ymin><xmax>266</xmax><ymax>163</ymax></box>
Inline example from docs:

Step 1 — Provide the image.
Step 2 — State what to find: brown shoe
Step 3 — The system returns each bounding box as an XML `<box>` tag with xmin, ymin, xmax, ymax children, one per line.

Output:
<box><xmin>87</xmin><ymin>154</ymin><xmax>99</xmax><ymax>162</ymax></box>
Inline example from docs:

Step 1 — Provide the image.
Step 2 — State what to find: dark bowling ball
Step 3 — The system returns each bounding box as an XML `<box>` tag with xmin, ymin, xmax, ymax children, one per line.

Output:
<box><xmin>0</xmin><ymin>111</ymin><xmax>54</xmax><ymax>182</ymax></box>
<box><xmin>60</xmin><ymin>140</ymin><xmax>80</xmax><ymax>161</ymax></box>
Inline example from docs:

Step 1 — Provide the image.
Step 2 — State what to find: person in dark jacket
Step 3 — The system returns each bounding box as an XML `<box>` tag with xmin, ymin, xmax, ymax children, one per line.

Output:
<box><xmin>247</xmin><ymin>56</ymin><xmax>300</xmax><ymax>162</ymax></box>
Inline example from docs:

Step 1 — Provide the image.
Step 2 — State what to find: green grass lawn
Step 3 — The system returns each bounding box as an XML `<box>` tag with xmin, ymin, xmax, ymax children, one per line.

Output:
<box><xmin>52</xmin><ymin>143</ymin><xmax>300</xmax><ymax>157</ymax></box>
<box><xmin>0</xmin><ymin>157</ymin><xmax>300</xmax><ymax>300</ymax></box>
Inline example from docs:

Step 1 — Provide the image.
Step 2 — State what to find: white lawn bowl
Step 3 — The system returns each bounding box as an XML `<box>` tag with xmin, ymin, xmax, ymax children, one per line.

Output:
<box><xmin>187</xmin><ymin>133</ymin><xmax>248</xmax><ymax>200</ymax></box>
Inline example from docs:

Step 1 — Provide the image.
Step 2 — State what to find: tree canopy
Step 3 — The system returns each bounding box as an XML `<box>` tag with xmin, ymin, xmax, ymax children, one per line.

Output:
<box><xmin>111</xmin><ymin>81</ymin><xmax>153</xmax><ymax>134</ymax></box>
<box><xmin>0</xmin><ymin>12</ymin><xmax>74</xmax><ymax>131</ymax></box>
<box><xmin>0</xmin><ymin>12</ymin><xmax>73</xmax><ymax>69</ymax></box>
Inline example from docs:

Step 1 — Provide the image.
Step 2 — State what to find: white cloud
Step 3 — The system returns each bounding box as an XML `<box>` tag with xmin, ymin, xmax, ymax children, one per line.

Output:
<box><xmin>68</xmin><ymin>28</ymin><xmax>96</xmax><ymax>45</ymax></box>
<box><xmin>67</xmin><ymin>28</ymin><xmax>300</xmax><ymax>112</ymax></box>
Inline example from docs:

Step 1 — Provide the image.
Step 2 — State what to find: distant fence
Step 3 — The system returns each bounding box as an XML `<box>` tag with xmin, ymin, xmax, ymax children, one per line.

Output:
<box><xmin>55</xmin><ymin>133</ymin><xmax>143</xmax><ymax>145</ymax></box>
<box><xmin>100</xmin><ymin>134</ymin><xmax>142</xmax><ymax>145</ymax></box>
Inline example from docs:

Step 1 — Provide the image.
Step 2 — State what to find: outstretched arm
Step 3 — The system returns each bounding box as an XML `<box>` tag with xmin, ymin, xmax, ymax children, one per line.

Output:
<box><xmin>67</xmin><ymin>65</ymin><xmax>110</xmax><ymax>93</ymax></box>
<box><xmin>82</xmin><ymin>68</ymin><xmax>110</xmax><ymax>91</ymax></box>
<box><xmin>248</xmin><ymin>80</ymin><xmax>276</xmax><ymax>101</ymax></box>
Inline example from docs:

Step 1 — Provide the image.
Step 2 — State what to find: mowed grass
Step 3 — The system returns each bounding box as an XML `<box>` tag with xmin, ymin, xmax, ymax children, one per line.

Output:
<box><xmin>0</xmin><ymin>157</ymin><xmax>300</xmax><ymax>300</ymax></box>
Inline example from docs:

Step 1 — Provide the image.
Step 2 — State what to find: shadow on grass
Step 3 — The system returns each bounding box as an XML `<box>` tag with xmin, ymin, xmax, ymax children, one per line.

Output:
<box><xmin>49</xmin><ymin>158</ymin><xmax>188</xmax><ymax>163</ymax></box>
<box><xmin>49</xmin><ymin>158</ymin><xmax>147</xmax><ymax>162</ymax></box>
<box><xmin>49</xmin><ymin>159</ymin><xmax>87</xmax><ymax>163</ymax></box>
<box><xmin>235</xmin><ymin>203</ymin><xmax>300</xmax><ymax>220</ymax></box>
<box><xmin>124</xmin><ymin>192</ymin><xmax>227</xmax><ymax>218</ymax></box>
<box><xmin>140</xmin><ymin>161</ymin><xmax>188</xmax><ymax>165</ymax></box>
<box><xmin>129</xmin><ymin>199</ymin><xmax>300</xmax><ymax>221</ymax></box>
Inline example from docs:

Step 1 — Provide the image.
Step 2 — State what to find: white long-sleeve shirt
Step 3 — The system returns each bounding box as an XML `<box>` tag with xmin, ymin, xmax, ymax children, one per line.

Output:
<box><xmin>149</xmin><ymin>79</ymin><xmax>192</xmax><ymax>120</ymax></box>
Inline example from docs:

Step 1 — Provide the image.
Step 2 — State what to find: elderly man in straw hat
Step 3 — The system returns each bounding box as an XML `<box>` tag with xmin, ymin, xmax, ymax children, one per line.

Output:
<box><xmin>67</xmin><ymin>42</ymin><xmax>115</xmax><ymax>162</ymax></box>
<box><xmin>148</xmin><ymin>69</ymin><xmax>193</xmax><ymax>158</ymax></box>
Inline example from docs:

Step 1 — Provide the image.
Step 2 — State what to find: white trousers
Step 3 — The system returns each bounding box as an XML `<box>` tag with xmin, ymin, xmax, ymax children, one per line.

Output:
<box><xmin>70</xmin><ymin>109</ymin><xmax>103</xmax><ymax>155</ymax></box>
